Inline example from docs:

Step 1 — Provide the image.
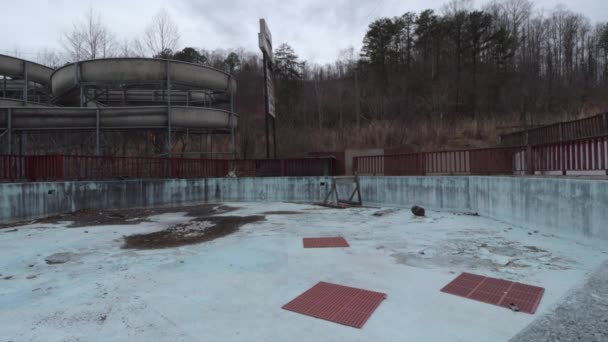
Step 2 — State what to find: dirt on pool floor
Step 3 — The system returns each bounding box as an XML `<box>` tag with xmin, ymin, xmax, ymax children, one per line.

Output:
<box><xmin>123</xmin><ymin>215</ymin><xmax>266</xmax><ymax>249</ymax></box>
<box><xmin>1</xmin><ymin>204</ymin><xmax>239</xmax><ymax>229</ymax></box>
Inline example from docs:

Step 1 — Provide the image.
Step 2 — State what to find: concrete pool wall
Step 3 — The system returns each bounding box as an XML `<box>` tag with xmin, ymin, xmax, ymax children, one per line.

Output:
<box><xmin>359</xmin><ymin>176</ymin><xmax>608</xmax><ymax>240</ymax></box>
<box><xmin>1</xmin><ymin>176</ymin><xmax>607</xmax><ymax>239</ymax></box>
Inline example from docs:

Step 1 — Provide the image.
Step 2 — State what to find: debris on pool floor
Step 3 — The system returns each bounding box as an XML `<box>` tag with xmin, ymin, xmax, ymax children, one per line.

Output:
<box><xmin>1</xmin><ymin>202</ymin><xmax>606</xmax><ymax>342</ymax></box>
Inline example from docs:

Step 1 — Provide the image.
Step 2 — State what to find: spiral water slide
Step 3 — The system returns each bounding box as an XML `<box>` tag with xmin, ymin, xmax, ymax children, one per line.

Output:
<box><xmin>0</xmin><ymin>54</ymin><xmax>238</xmax><ymax>154</ymax></box>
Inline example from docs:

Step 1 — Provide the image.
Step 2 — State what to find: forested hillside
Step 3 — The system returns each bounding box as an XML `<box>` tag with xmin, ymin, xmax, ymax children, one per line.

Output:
<box><xmin>30</xmin><ymin>0</ymin><xmax>608</xmax><ymax>157</ymax></box>
<box><xmin>238</xmin><ymin>0</ymin><xmax>608</xmax><ymax>156</ymax></box>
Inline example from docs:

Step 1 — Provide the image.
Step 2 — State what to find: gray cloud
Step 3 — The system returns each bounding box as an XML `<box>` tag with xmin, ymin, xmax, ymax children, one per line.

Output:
<box><xmin>1</xmin><ymin>0</ymin><xmax>606</xmax><ymax>64</ymax></box>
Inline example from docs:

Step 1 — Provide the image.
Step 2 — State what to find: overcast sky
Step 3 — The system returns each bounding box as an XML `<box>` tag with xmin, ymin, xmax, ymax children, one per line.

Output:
<box><xmin>1</xmin><ymin>0</ymin><xmax>607</xmax><ymax>64</ymax></box>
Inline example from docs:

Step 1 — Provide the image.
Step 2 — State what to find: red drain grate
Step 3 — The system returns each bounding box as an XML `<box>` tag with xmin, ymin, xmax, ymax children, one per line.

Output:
<box><xmin>282</xmin><ymin>281</ymin><xmax>386</xmax><ymax>328</ymax></box>
<box><xmin>303</xmin><ymin>237</ymin><xmax>349</xmax><ymax>248</ymax></box>
<box><xmin>441</xmin><ymin>272</ymin><xmax>545</xmax><ymax>314</ymax></box>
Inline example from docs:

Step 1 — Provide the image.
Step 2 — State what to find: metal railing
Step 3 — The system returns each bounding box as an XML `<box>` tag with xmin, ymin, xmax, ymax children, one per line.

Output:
<box><xmin>355</xmin><ymin>136</ymin><xmax>608</xmax><ymax>176</ymax></box>
<box><xmin>500</xmin><ymin>112</ymin><xmax>608</xmax><ymax>146</ymax></box>
<box><xmin>0</xmin><ymin>155</ymin><xmax>337</xmax><ymax>182</ymax></box>
<box><xmin>4</xmin><ymin>136</ymin><xmax>606</xmax><ymax>182</ymax></box>
<box><xmin>354</xmin><ymin>147</ymin><xmax>524</xmax><ymax>176</ymax></box>
<box><xmin>531</xmin><ymin>135</ymin><xmax>608</xmax><ymax>174</ymax></box>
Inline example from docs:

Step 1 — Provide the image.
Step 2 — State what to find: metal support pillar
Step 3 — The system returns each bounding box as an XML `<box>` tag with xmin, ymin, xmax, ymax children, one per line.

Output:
<box><xmin>272</xmin><ymin>117</ymin><xmax>277</xmax><ymax>158</ymax></box>
<box><xmin>7</xmin><ymin>108</ymin><xmax>12</xmax><ymax>154</ymax></box>
<box><xmin>75</xmin><ymin>62</ymin><xmax>85</xmax><ymax>107</ymax></box>
<box><xmin>229</xmin><ymin>76</ymin><xmax>236</xmax><ymax>159</ymax></box>
<box><xmin>263</xmin><ymin>54</ymin><xmax>270</xmax><ymax>158</ymax></box>
<box><xmin>2</xmin><ymin>75</ymin><xmax>6</xmax><ymax>98</ymax></box>
<box><xmin>95</xmin><ymin>109</ymin><xmax>100</xmax><ymax>155</ymax></box>
<box><xmin>19</xmin><ymin>131</ymin><xmax>26</xmax><ymax>156</ymax></box>
<box><xmin>45</xmin><ymin>83</ymin><xmax>50</xmax><ymax>105</ymax></box>
<box><xmin>79</xmin><ymin>86</ymin><xmax>85</xmax><ymax>107</ymax></box>
<box><xmin>166</xmin><ymin>60</ymin><xmax>172</xmax><ymax>157</ymax></box>
<box><xmin>22</xmin><ymin>61</ymin><xmax>28</xmax><ymax>105</ymax></box>
<box><xmin>525</xmin><ymin>131</ymin><xmax>533</xmax><ymax>175</ymax></box>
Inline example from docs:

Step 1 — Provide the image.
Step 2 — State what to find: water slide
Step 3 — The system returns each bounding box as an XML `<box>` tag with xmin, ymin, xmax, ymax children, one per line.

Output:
<box><xmin>0</xmin><ymin>54</ymin><xmax>238</xmax><ymax>131</ymax></box>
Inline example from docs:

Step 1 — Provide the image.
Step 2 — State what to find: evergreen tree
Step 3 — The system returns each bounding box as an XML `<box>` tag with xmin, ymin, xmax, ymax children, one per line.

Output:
<box><xmin>173</xmin><ymin>47</ymin><xmax>204</xmax><ymax>64</ymax></box>
<box><xmin>224</xmin><ymin>52</ymin><xmax>241</xmax><ymax>74</ymax></box>
<box><xmin>274</xmin><ymin>44</ymin><xmax>304</xmax><ymax>80</ymax></box>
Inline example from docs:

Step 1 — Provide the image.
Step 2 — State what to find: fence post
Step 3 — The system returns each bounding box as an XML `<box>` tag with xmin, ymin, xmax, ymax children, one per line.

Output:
<box><xmin>24</xmin><ymin>155</ymin><xmax>33</xmax><ymax>181</ymax></box>
<box><xmin>561</xmin><ymin>142</ymin><xmax>566</xmax><ymax>176</ymax></box>
<box><xmin>326</xmin><ymin>159</ymin><xmax>333</xmax><ymax>176</ymax></box>
<box><xmin>56</xmin><ymin>155</ymin><xmax>64</xmax><ymax>180</ymax></box>
<box><xmin>170</xmin><ymin>158</ymin><xmax>178</xmax><ymax>178</ymax></box>
<box><xmin>7</xmin><ymin>108</ymin><xmax>12</xmax><ymax>155</ymax></box>
<box><xmin>525</xmin><ymin>131</ymin><xmax>534</xmax><ymax>175</ymax></box>
<box><xmin>422</xmin><ymin>153</ymin><xmax>428</xmax><ymax>176</ymax></box>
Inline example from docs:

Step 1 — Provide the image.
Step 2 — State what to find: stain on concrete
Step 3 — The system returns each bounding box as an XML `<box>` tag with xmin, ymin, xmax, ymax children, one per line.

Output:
<box><xmin>3</xmin><ymin>204</ymin><xmax>239</xmax><ymax>229</ymax></box>
<box><xmin>123</xmin><ymin>215</ymin><xmax>265</xmax><ymax>249</ymax></box>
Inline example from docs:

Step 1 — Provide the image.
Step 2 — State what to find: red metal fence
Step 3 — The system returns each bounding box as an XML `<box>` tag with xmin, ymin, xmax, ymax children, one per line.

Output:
<box><xmin>354</xmin><ymin>136</ymin><xmax>608</xmax><ymax>176</ymax></box>
<box><xmin>1</xmin><ymin>155</ymin><xmax>64</xmax><ymax>181</ymax></box>
<box><xmin>531</xmin><ymin>135</ymin><xmax>608</xmax><ymax>174</ymax></box>
<box><xmin>0</xmin><ymin>155</ymin><xmax>336</xmax><ymax>182</ymax></box>
<box><xmin>1</xmin><ymin>155</ymin><xmax>25</xmax><ymax>181</ymax></box>
<box><xmin>3</xmin><ymin>136</ymin><xmax>607</xmax><ymax>182</ymax></box>
<box><xmin>500</xmin><ymin>112</ymin><xmax>608</xmax><ymax>146</ymax></box>
<box><xmin>354</xmin><ymin>147</ymin><xmax>524</xmax><ymax>176</ymax></box>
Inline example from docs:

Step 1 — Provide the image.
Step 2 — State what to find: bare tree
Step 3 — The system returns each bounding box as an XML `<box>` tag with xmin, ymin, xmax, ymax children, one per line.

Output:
<box><xmin>117</xmin><ymin>38</ymin><xmax>147</xmax><ymax>57</ymax></box>
<box><xmin>35</xmin><ymin>49</ymin><xmax>64</xmax><ymax>68</ymax></box>
<box><xmin>62</xmin><ymin>8</ymin><xmax>116</xmax><ymax>61</ymax></box>
<box><xmin>441</xmin><ymin>0</ymin><xmax>474</xmax><ymax>16</ymax></box>
<box><xmin>144</xmin><ymin>9</ymin><xmax>180</xmax><ymax>57</ymax></box>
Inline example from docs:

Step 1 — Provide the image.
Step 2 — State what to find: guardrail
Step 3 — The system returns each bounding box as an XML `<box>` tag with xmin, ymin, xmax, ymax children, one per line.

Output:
<box><xmin>500</xmin><ymin>112</ymin><xmax>608</xmax><ymax>146</ymax></box>
<box><xmin>532</xmin><ymin>135</ymin><xmax>608</xmax><ymax>174</ymax></box>
<box><xmin>0</xmin><ymin>155</ymin><xmax>25</xmax><ymax>181</ymax></box>
<box><xmin>355</xmin><ymin>136</ymin><xmax>608</xmax><ymax>176</ymax></box>
<box><xmin>0</xmin><ymin>155</ymin><xmax>337</xmax><ymax>182</ymax></box>
<box><xmin>4</xmin><ymin>136</ymin><xmax>606</xmax><ymax>181</ymax></box>
<box><xmin>354</xmin><ymin>147</ymin><xmax>523</xmax><ymax>176</ymax></box>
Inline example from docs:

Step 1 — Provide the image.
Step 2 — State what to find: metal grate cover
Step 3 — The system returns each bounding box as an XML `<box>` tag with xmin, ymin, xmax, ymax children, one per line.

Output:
<box><xmin>441</xmin><ymin>272</ymin><xmax>545</xmax><ymax>314</ymax></box>
<box><xmin>282</xmin><ymin>281</ymin><xmax>386</xmax><ymax>328</ymax></box>
<box><xmin>303</xmin><ymin>237</ymin><xmax>350</xmax><ymax>248</ymax></box>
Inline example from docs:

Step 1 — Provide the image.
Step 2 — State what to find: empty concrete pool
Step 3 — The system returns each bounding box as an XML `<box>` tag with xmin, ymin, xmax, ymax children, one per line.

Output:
<box><xmin>1</xmin><ymin>176</ymin><xmax>607</xmax><ymax>341</ymax></box>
